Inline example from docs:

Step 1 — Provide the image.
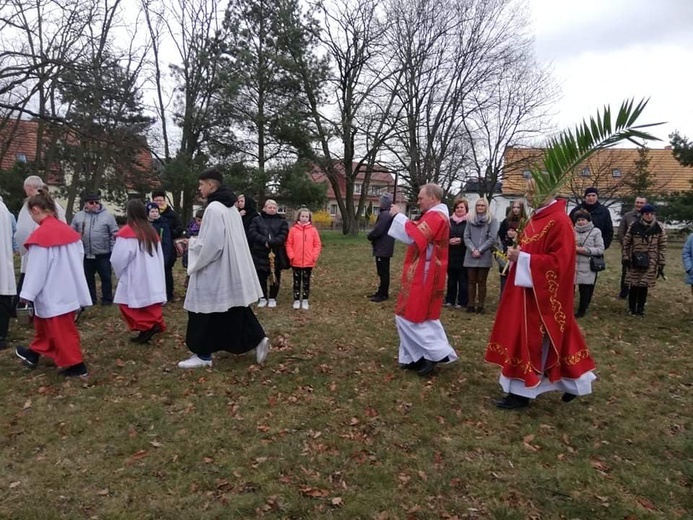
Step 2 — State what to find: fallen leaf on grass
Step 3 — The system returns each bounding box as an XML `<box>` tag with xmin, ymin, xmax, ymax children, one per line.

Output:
<box><xmin>636</xmin><ymin>497</ymin><xmax>656</xmax><ymax>511</ymax></box>
<box><xmin>330</xmin><ymin>497</ymin><xmax>343</xmax><ymax>507</ymax></box>
<box><xmin>300</xmin><ymin>486</ymin><xmax>329</xmax><ymax>498</ymax></box>
<box><xmin>23</xmin><ymin>399</ymin><xmax>31</xmax><ymax>410</ymax></box>
<box><xmin>9</xmin><ymin>481</ymin><xmax>20</xmax><ymax>489</ymax></box>
<box><xmin>97</xmin><ymin>488</ymin><xmax>110</xmax><ymax>496</ymax></box>
<box><xmin>124</xmin><ymin>450</ymin><xmax>148</xmax><ymax>466</ymax></box>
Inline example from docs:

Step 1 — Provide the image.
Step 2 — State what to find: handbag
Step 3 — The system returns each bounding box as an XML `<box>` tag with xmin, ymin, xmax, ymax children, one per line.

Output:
<box><xmin>578</xmin><ymin>228</ymin><xmax>605</xmax><ymax>272</ymax></box>
<box><xmin>632</xmin><ymin>251</ymin><xmax>650</xmax><ymax>268</ymax></box>
<box><xmin>589</xmin><ymin>255</ymin><xmax>606</xmax><ymax>272</ymax></box>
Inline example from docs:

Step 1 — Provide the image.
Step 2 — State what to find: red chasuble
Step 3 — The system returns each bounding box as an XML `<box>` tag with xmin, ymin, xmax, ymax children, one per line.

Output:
<box><xmin>24</xmin><ymin>215</ymin><xmax>80</xmax><ymax>248</ymax></box>
<box><xmin>395</xmin><ymin>209</ymin><xmax>449</xmax><ymax>323</ymax></box>
<box><xmin>485</xmin><ymin>199</ymin><xmax>595</xmax><ymax>387</ymax></box>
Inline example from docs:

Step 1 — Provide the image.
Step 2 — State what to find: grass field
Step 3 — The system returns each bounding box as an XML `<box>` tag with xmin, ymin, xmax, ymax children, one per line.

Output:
<box><xmin>0</xmin><ymin>231</ymin><xmax>690</xmax><ymax>519</ymax></box>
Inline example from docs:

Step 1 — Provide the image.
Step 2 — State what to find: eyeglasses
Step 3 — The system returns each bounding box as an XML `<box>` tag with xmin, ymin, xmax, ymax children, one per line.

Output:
<box><xmin>86</xmin><ymin>201</ymin><xmax>99</xmax><ymax>205</ymax></box>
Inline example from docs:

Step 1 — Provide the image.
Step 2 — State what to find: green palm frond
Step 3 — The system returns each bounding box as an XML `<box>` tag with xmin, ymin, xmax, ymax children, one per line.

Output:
<box><xmin>530</xmin><ymin>98</ymin><xmax>663</xmax><ymax>205</ymax></box>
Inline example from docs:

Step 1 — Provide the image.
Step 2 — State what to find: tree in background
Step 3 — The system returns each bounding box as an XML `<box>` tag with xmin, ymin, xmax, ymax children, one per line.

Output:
<box><xmin>670</xmin><ymin>131</ymin><xmax>693</xmax><ymax>167</ymax></box>
<box><xmin>659</xmin><ymin>132</ymin><xmax>693</xmax><ymax>227</ymax></box>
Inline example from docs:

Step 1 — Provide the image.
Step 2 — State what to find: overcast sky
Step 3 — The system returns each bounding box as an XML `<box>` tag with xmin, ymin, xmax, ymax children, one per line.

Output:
<box><xmin>528</xmin><ymin>0</ymin><xmax>693</xmax><ymax>145</ymax></box>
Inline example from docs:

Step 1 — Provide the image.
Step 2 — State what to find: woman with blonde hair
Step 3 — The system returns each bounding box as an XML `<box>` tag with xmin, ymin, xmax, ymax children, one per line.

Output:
<box><xmin>463</xmin><ymin>197</ymin><xmax>499</xmax><ymax>314</ymax></box>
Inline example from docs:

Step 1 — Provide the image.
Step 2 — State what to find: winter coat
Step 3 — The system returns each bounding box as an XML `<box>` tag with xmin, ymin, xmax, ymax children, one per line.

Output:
<box><xmin>617</xmin><ymin>209</ymin><xmax>640</xmax><ymax>247</ymax></box>
<box><xmin>447</xmin><ymin>219</ymin><xmax>467</xmax><ymax>270</ymax></box>
<box><xmin>286</xmin><ymin>222</ymin><xmax>322</xmax><ymax>268</ymax></box>
<box><xmin>682</xmin><ymin>233</ymin><xmax>693</xmax><ymax>285</ymax></box>
<box><xmin>570</xmin><ymin>201</ymin><xmax>614</xmax><ymax>249</ymax></box>
<box><xmin>151</xmin><ymin>218</ymin><xmax>174</xmax><ymax>267</ymax></box>
<box><xmin>574</xmin><ymin>222</ymin><xmax>605</xmax><ymax>285</ymax></box>
<box><xmin>159</xmin><ymin>206</ymin><xmax>183</xmax><ymax>239</ymax></box>
<box><xmin>241</xmin><ymin>196</ymin><xmax>259</xmax><ymax>234</ymax></box>
<box><xmin>367</xmin><ymin>209</ymin><xmax>395</xmax><ymax>258</ymax></box>
<box><xmin>247</xmin><ymin>212</ymin><xmax>290</xmax><ymax>272</ymax></box>
<box><xmin>463</xmin><ymin>215</ymin><xmax>499</xmax><ymax>269</ymax></box>
<box><xmin>623</xmin><ymin>218</ymin><xmax>667</xmax><ymax>288</ymax></box>
<box><xmin>70</xmin><ymin>204</ymin><xmax>119</xmax><ymax>257</ymax></box>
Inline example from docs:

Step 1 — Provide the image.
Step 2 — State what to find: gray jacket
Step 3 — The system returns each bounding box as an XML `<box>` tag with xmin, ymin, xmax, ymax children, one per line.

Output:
<box><xmin>617</xmin><ymin>209</ymin><xmax>639</xmax><ymax>247</ymax></box>
<box><xmin>71</xmin><ymin>205</ymin><xmax>119</xmax><ymax>257</ymax></box>
<box><xmin>463</xmin><ymin>215</ymin><xmax>499</xmax><ymax>268</ymax></box>
<box><xmin>574</xmin><ymin>223</ymin><xmax>604</xmax><ymax>285</ymax></box>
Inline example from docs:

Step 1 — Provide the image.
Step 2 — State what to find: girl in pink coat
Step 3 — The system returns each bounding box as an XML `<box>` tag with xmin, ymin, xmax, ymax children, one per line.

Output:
<box><xmin>286</xmin><ymin>208</ymin><xmax>322</xmax><ymax>310</ymax></box>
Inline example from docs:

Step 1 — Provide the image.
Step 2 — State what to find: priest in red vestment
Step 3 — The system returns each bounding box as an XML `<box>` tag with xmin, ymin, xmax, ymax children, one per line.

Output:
<box><xmin>388</xmin><ymin>183</ymin><xmax>458</xmax><ymax>377</ymax></box>
<box><xmin>485</xmin><ymin>195</ymin><xmax>596</xmax><ymax>408</ymax></box>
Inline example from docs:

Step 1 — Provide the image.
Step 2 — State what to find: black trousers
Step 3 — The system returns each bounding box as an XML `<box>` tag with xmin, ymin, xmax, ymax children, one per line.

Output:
<box><xmin>374</xmin><ymin>257</ymin><xmax>391</xmax><ymax>298</ymax></box>
<box><xmin>292</xmin><ymin>267</ymin><xmax>312</xmax><ymax>301</ymax></box>
<box><xmin>186</xmin><ymin>307</ymin><xmax>265</xmax><ymax>356</ymax></box>
<box><xmin>629</xmin><ymin>286</ymin><xmax>648</xmax><ymax>313</ymax></box>
<box><xmin>164</xmin><ymin>256</ymin><xmax>176</xmax><ymax>300</ymax></box>
<box><xmin>620</xmin><ymin>264</ymin><xmax>629</xmax><ymax>297</ymax></box>
<box><xmin>577</xmin><ymin>284</ymin><xmax>595</xmax><ymax>314</ymax></box>
<box><xmin>445</xmin><ymin>266</ymin><xmax>468</xmax><ymax>306</ymax></box>
<box><xmin>0</xmin><ymin>294</ymin><xmax>14</xmax><ymax>344</ymax></box>
<box><xmin>84</xmin><ymin>253</ymin><xmax>113</xmax><ymax>305</ymax></box>
<box><xmin>258</xmin><ymin>268</ymin><xmax>282</xmax><ymax>299</ymax></box>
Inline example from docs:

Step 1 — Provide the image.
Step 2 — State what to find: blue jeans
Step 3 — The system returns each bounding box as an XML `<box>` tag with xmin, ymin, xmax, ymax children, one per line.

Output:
<box><xmin>84</xmin><ymin>254</ymin><xmax>113</xmax><ymax>305</ymax></box>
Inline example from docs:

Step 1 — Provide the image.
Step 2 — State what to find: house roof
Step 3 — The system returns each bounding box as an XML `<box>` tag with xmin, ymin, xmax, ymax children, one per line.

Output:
<box><xmin>0</xmin><ymin>118</ymin><xmax>154</xmax><ymax>186</ymax></box>
<box><xmin>501</xmin><ymin>146</ymin><xmax>693</xmax><ymax>197</ymax></box>
<box><xmin>310</xmin><ymin>161</ymin><xmax>407</xmax><ymax>204</ymax></box>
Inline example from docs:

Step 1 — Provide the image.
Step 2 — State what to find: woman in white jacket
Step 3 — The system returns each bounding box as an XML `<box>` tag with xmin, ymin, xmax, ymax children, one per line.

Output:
<box><xmin>573</xmin><ymin>210</ymin><xmax>605</xmax><ymax>318</ymax></box>
<box><xmin>111</xmin><ymin>200</ymin><xmax>167</xmax><ymax>344</ymax></box>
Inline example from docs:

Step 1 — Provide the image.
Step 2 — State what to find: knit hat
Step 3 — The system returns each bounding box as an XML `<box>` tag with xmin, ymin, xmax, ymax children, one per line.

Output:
<box><xmin>584</xmin><ymin>187</ymin><xmax>599</xmax><ymax>197</ymax></box>
<box><xmin>145</xmin><ymin>202</ymin><xmax>159</xmax><ymax>214</ymax></box>
<box><xmin>640</xmin><ymin>203</ymin><xmax>656</xmax><ymax>214</ymax></box>
<box><xmin>84</xmin><ymin>192</ymin><xmax>100</xmax><ymax>202</ymax></box>
<box><xmin>572</xmin><ymin>209</ymin><xmax>591</xmax><ymax>223</ymax></box>
<box><xmin>379</xmin><ymin>193</ymin><xmax>393</xmax><ymax>207</ymax></box>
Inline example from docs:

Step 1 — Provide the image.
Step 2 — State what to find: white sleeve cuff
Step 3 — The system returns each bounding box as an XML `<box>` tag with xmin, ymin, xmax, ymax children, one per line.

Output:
<box><xmin>514</xmin><ymin>251</ymin><xmax>533</xmax><ymax>288</ymax></box>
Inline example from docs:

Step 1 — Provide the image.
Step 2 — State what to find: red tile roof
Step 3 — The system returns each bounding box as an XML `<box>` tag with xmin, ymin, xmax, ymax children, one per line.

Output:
<box><xmin>501</xmin><ymin>146</ymin><xmax>693</xmax><ymax>197</ymax></box>
<box><xmin>309</xmin><ymin>161</ymin><xmax>407</xmax><ymax>204</ymax></box>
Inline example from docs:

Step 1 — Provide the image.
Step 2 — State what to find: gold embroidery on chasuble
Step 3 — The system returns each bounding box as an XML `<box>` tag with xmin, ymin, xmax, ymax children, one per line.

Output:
<box><xmin>487</xmin><ymin>343</ymin><xmax>533</xmax><ymax>374</ymax></box>
<box><xmin>520</xmin><ymin>220</ymin><xmax>556</xmax><ymax>245</ymax></box>
<box><xmin>545</xmin><ymin>270</ymin><xmax>566</xmax><ymax>332</ymax></box>
<box><xmin>562</xmin><ymin>348</ymin><xmax>592</xmax><ymax>366</ymax></box>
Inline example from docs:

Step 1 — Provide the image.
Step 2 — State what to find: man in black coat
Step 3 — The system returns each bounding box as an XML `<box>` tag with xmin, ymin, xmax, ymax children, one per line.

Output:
<box><xmin>569</xmin><ymin>187</ymin><xmax>614</xmax><ymax>250</ymax></box>
<box><xmin>152</xmin><ymin>190</ymin><xmax>183</xmax><ymax>300</ymax></box>
<box><xmin>367</xmin><ymin>194</ymin><xmax>396</xmax><ymax>302</ymax></box>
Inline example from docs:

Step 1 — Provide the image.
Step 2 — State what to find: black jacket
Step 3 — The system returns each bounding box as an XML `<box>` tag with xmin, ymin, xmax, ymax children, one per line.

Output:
<box><xmin>447</xmin><ymin>219</ymin><xmax>467</xmax><ymax>270</ymax></box>
<box><xmin>247</xmin><ymin>212</ymin><xmax>289</xmax><ymax>271</ymax></box>
<box><xmin>159</xmin><ymin>206</ymin><xmax>183</xmax><ymax>240</ymax></box>
<box><xmin>151</xmin><ymin>218</ymin><xmax>174</xmax><ymax>266</ymax></box>
<box><xmin>570</xmin><ymin>202</ymin><xmax>614</xmax><ymax>249</ymax></box>
<box><xmin>367</xmin><ymin>209</ymin><xmax>395</xmax><ymax>258</ymax></box>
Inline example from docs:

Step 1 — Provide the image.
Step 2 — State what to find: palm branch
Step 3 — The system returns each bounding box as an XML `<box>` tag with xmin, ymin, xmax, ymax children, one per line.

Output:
<box><xmin>529</xmin><ymin>98</ymin><xmax>663</xmax><ymax>206</ymax></box>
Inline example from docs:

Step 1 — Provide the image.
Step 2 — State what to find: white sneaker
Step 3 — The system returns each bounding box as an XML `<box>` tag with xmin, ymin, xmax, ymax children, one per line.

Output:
<box><xmin>255</xmin><ymin>337</ymin><xmax>270</xmax><ymax>364</ymax></box>
<box><xmin>177</xmin><ymin>354</ymin><xmax>213</xmax><ymax>369</ymax></box>
<box><xmin>293</xmin><ymin>300</ymin><xmax>301</xmax><ymax>310</ymax></box>
<box><xmin>268</xmin><ymin>299</ymin><xmax>277</xmax><ymax>308</ymax></box>
<box><xmin>301</xmin><ymin>299</ymin><xmax>310</xmax><ymax>310</ymax></box>
<box><xmin>257</xmin><ymin>298</ymin><xmax>268</xmax><ymax>308</ymax></box>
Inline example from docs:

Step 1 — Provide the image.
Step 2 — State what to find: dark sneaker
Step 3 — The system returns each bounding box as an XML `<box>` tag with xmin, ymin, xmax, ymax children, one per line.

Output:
<box><xmin>0</xmin><ymin>337</ymin><xmax>7</xmax><ymax>351</ymax></box>
<box><xmin>132</xmin><ymin>324</ymin><xmax>163</xmax><ymax>344</ymax></box>
<box><xmin>60</xmin><ymin>362</ymin><xmax>89</xmax><ymax>379</ymax></box>
<box><xmin>466</xmin><ymin>306</ymin><xmax>476</xmax><ymax>313</ymax></box>
<box><xmin>15</xmin><ymin>346</ymin><xmax>39</xmax><ymax>368</ymax></box>
<box><xmin>493</xmin><ymin>393</ymin><xmax>530</xmax><ymax>409</ymax></box>
<box><xmin>370</xmin><ymin>295</ymin><xmax>388</xmax><ymax>303</ymax></box>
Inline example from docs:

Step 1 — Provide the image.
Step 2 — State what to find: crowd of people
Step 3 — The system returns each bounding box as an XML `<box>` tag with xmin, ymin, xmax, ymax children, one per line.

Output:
<box><xmin>0</xmin><ymin>174</ymin><xmax>690</xmax><ymax>410</ymax></box>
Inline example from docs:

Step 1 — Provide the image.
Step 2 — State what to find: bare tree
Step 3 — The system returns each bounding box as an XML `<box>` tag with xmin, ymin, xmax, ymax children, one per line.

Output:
<box><xmin>139</xmin><ymin>0</ymin><xmax>226</xmax><ymax>221</ymax></box>
<box><xmin>383</xmin><ymin>0</ymin><xmax>544</xmax><ymax>202</ymax></box>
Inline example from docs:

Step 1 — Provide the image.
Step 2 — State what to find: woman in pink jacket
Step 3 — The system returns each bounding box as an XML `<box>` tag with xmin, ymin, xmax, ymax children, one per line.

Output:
<box><xmin>286</xmin><ymin>208</ymin><xmax>322</xmax><ymax>310</ymax></box>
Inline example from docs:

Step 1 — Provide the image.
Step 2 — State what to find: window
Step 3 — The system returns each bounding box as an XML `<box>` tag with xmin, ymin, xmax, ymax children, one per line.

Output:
<box><xmin>15</xmin><ymin>153</ymin><xmax>27</xmax><ymax>163</ymax></box>
<box><xmin>354</xmin><ymin>183</ymin><xmax>362</xmax><ymax>195</ymax></box>
<box><xmin>581</xmin><ymin>167</ymin><xmax>591</xmax><ymax>177</ymax></box>
<box><xmin>522</xmin><ymin>169</ymin><xmax>531</xmax><ymax>179</ymax></box>
<box><xmin>330</xmin><ymin>204</ymin><xmax>338</xmax><ymax>216</ymax></box>
<box><xmin>612</xmin><ymin>168</ymin><xmax>622</xmax><ymax>178</ymax></box>
<box><xmin>276</xmin><ymin>205</ymin><xmax>287</xmax><ymax>214</ymax></box>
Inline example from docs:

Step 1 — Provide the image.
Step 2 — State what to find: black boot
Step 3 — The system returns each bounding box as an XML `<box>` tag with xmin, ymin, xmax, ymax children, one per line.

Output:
<box><xmin>493</xmin><ymin>393</ymin><xmax>530</xmax><ymax>409</ymax></box>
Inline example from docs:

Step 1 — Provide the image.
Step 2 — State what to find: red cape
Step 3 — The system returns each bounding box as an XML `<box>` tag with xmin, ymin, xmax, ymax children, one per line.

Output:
<box><xmin>116</xmin><ymin>225</ymin><xmax>137</xmax><ymax>238</ymax></box>
<box><xmin>485</xmin><ymin>200</ymin><xmax>595</xmax><ymax>386</ymax></box>
<box><xmin>396</xmin><ymin>209</ymin><xmax>449</xmax><ymax>322</ymax></box>
<box><xmin>24</xmin><ymin>215</ymin><xmax>81</xmax><ymax>248</ymax></box>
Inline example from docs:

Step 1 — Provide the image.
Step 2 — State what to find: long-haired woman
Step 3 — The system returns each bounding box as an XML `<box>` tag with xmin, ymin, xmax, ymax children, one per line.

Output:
<box><xmin>111</xmin><ymin>199</ymin><xmax>167</xmax><ymax>343</ymax></box>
